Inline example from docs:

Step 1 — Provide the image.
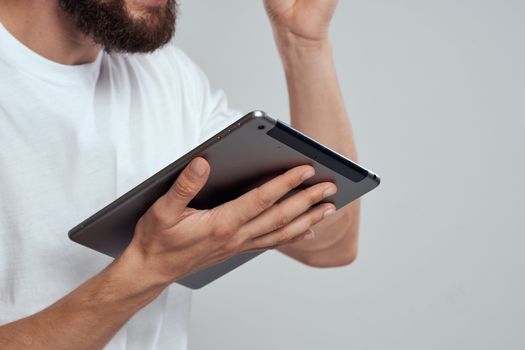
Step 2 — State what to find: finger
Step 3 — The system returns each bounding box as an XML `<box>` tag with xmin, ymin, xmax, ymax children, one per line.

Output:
<box><xmin>149</xmin><ymin>157</ymin><xmax>210</xmax><ymax>227</ymax></box>
<box><xmin>239</xmin><ymin>181</ymin><xmax>337</xmax><ymax>239</ymax></box>
<box><xmin>261</xmin><ymin>229</ymin><xmax>315</xmax><ymax>251</ymax></box>
<box><xmin>247</xmin><ymin>203</ymin><xmax>336</xmax><ymax>250</ymax></box>
<box><xmin>238</xmin><ymin>228</ymin><xmax>313</xmax><ymax>254</ymax></box>
<box><xmin>212</xmin><ymin>164</ymin><xmax>316</xmax><ymax>234</ymax></box>
<box><xmin>288</xmin><ymin>228</ymin><xmax>316</xmax><ymax>244</ymax></box>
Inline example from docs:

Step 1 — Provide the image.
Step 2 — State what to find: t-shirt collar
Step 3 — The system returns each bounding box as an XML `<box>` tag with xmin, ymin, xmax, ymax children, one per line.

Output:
<box><xmin>0</xmin><ymin>21</ymin><xmax>104</xmax><ymax>87</ymax></box>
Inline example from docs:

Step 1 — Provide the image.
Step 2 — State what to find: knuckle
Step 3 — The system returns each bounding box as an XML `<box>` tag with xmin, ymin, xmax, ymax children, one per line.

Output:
<box><xmin>224</xmin><ymin>239</ymin><xmax>243</xmax><ymax>254</ymax></box>
<box><xmin>309</xmin><ymin>217</ymin><xmax>319</xmax><ymax>228</ymax></box>
<box><xmin>275</xmin><ymin>210</ymin><xmax>290</xmax><ymax>229</ymax></box>
<box><xmin>212</xmin><ymin>221</ymin><xmax>237</xmax><ymax>238</ymax></box>
<box><xmin>311</xmin><ymin>210</ymin><xmax>324</xmax><ymax>225</ymax></box>
<box><xmin>147</xmin><ymin>204</ymin><xmax>167</xmax><ymax>223</ymax></box>
<box><xmin>277</xmin><ymin>229</ymin><xmax>291</xmax><ymax>245</ymax></box>
<box><xmin>172</xmin><ymin>180</ymin><xmax>196</xmax><ymax>198</ymax></box>
<box><xmin>305</xmin><ymin>187</ymin><xmax>323</xmax><ymax>205</ymax></box>
<box><xmin>254</xmin><ymin>187</ymin><xmax>273</xmax><ymax>211</ymax></box>
<box><xmin>285</xmin><ymin>174</ymin><xmax>301</xmax><ymax>190</ymax></box>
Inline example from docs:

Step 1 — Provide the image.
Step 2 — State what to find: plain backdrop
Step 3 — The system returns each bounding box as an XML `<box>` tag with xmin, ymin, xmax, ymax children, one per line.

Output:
<box><xmin>174</xmin><ymin>1</ymin><xmax>525</xmax><ymax>349</ymax></box>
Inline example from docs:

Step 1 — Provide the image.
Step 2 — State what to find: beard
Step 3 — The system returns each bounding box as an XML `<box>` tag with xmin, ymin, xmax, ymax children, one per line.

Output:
<box><xmin>58</xmin><ymin>0</ymin><xmax>177</xmax><ymax>54</ymax></box>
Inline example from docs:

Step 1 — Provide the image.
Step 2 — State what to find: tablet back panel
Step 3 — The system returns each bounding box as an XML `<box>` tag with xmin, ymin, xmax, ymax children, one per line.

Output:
<box><xmin>69</xmin><ymin>111</ymin><xmax>380</xmax><ymax>289</ymax></box>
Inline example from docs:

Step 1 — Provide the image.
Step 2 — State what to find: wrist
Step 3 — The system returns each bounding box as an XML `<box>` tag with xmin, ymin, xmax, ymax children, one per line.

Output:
<box><xmin>106</xmin><ymin>246</ymin><xmax>170</xmax><ymax>306</ymax></box>
<box><xmin>272</xmin><ymin>30</ymin><xmax>333</xmax><ymax>72</ymax></box>
<box><xmin>274</xmin><ymin>29</ymin><xmax>330</xmax><ymax>49</ymax></box>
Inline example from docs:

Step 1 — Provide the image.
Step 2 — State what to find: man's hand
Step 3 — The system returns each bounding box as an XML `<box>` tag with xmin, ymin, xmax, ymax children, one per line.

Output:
<box><xmin>126</xmin><ymin>156</ymin><xmax>337</xmax><ymax>285</ymax></box>
<box><xmin>263</xmin><ymin>0</ymin><xmax>338</xmax><ymax>44</ymax></box>
<box><xmin>0</xmin><ymin>156</ymin><xmax>337</xmax><ymax>350</ymax></box>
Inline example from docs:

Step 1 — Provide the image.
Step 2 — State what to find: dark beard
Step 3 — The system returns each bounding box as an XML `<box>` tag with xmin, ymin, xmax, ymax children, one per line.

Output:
<box><xmin>58</xmin><ymin>0</ymin><xmax>177</xmax><ymax>54</ymax></box>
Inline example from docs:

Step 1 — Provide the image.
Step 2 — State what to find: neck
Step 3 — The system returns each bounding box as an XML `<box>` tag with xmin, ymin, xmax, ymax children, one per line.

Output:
<box><xmin>0</xmin><ymin>0</ymin><xmax>101</xmax><ymax>65</ymax></box>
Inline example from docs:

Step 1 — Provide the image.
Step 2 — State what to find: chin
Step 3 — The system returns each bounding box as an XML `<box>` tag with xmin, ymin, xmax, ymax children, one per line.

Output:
<box><xmin>128</xmin><ymin>0</ymin><xmax>168</xmax><ymax>10</ymax></box>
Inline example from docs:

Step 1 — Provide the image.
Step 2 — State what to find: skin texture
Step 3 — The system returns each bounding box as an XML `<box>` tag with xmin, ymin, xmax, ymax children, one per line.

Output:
<box><xmin>0</xmin><ymin>0</ymin><xmax>360</xmax><ymax>348</ymax></box>
<box><xmin>263</xmin><ymin>0</ymin><xmax>360</xmax><ymax>266</ymax></box>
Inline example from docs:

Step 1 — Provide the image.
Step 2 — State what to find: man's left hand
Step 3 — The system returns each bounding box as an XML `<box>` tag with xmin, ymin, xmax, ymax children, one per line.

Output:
<box><xmin>263</xmin><ymin>0</ymin><xmax>338</xmax><ymax>44</ymax></box>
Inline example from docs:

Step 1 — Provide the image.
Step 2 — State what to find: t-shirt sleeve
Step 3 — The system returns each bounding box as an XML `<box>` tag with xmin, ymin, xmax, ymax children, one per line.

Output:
<box><xmin>171</xmin><ymin>46</ymin><xmax>243</xmax><ymax>143</ymax></box>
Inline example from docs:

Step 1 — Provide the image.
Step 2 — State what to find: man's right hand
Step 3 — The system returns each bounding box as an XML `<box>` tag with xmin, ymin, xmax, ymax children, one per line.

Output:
<box><xmin>123</xmin><ymin>156</ymin><xmax>338</xmax><ymax>286</ymax></box>
<box><xmin>0</xmin><ymin>156</ymin><xmax>337</xmax><ymax>350</ymax></box>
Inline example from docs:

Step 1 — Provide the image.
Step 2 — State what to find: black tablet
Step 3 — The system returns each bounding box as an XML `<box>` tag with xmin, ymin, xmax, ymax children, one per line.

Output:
<box><xmin>68</xmin><ymin>111</ymin><xmax>380</xmax><ymax>289</ymax></box>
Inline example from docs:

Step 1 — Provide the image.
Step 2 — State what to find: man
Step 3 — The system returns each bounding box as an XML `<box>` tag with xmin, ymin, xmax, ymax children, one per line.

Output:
<box><xmin>0</xmin><ymin>0</ymin><xmax>360</xmax><ymax>349</ymax></box>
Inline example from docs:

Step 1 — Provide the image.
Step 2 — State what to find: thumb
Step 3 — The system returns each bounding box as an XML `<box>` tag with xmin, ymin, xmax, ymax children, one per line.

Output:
<box><xmin>153</xmin><ymin>157</ymin><xmax>210</xmax><ymax>226</ymax></box>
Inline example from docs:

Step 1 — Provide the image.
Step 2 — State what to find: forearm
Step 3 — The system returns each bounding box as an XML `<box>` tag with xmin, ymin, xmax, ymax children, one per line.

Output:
<box><xmin>273</xmin><ymin>32</ymin><xmax>360</xmax><ymax>264</ymax></box>
<box><xmin>0</xmin><ymin>249</ymin><xmax>166</xmax><ymax>350</ymax></box>
<box><xmin>277</xmin><ymin>35</ymin><xmax>357</xmax><ymax>160</ymax></box>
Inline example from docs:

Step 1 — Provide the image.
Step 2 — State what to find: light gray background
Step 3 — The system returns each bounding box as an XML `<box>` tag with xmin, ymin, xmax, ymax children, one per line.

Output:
<box><xmin>175</xmin><ymin>1</ymin><xmax>525</xmax><ymax>349</ymax></box>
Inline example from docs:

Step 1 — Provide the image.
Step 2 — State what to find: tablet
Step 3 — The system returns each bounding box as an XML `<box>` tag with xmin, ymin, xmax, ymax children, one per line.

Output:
<box><xmin>68</xmin><ymin>111</ymin><xmax>380</xmax><ymax>289</ymax></box>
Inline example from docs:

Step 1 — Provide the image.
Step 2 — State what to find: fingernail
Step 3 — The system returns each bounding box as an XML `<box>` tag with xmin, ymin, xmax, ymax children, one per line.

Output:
<box><xmin>323</xmin><ymin>208</ymin><xmax>336</xmax><ymax>218</ymax></box>
<box><xmin>304</xmin><ymin>229</ymin><xmax>315</xmax><ymax>240</ymax></box>
<box><xmin>301</xmin><ymin>170</ymin><xmax>315</xmax><ymax>181</ymax></box>
<box><xmin>190</xmin><ymin>158</ymin><xmax>207</xmax><ymax>177</ymax></box>
<box><xmin>323</xmin><ymin>186</ymin><xmax>337</xmax><ymax>198</ymax></box>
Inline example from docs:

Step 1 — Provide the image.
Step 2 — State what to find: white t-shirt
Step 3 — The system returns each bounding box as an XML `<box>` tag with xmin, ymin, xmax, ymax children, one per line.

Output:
<box><xmin>0</xmin><ymin>22</ymin><xmax>241</xmax><ymax>349</ymax></box>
